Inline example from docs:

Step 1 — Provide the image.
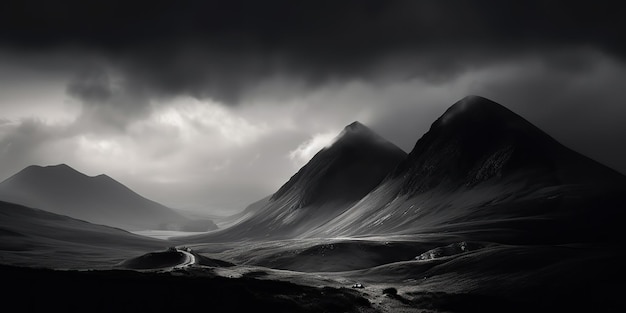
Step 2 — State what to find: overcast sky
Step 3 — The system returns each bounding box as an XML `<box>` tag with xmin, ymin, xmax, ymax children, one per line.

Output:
<box><xmin>1</xmin><ymin>1</ymin><xmax>625</xmax><ymax>214</ymax></box>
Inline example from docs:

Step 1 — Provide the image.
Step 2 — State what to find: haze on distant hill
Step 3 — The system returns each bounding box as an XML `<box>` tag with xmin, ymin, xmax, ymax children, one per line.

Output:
<box><xmin>0</xmin><ymin>164</ymin><xmax>217</xmax><ymax>232</ymax></box>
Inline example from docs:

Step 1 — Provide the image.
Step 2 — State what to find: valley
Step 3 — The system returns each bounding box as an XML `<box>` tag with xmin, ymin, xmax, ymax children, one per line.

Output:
<box><xmin>1</xmin><ymin>96</ymin><xmax>625</xmax><ymax>312</ymax></box>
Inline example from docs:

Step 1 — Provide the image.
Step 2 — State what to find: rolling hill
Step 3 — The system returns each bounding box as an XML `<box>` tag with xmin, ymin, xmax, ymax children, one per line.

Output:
<box><xmin>0</xmin><ymin>200</ymin><xmax>166</xmax><ymax>268</ymax></box>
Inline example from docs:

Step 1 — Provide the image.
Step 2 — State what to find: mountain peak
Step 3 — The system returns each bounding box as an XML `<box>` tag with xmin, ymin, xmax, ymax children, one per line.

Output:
<box><xmin>45</xmin><ymin>163</ymin><xmax>78</xmax><ymax>172</ymax></box>
<box><xmin>344</xmin><ymin>121</ymin><xmax>366</xmax><ymax>130</ymax></box>
<box><xmin>271</xmin><ymin>121</ymin><xmax>406</xmax><ymax>208</ymax></box>
<box><xmin>49</xmin><ymin>163</ymin><xmax>71</xmax><ymax>169</ymax></box>
<box><xmin>391</xmin><ymin>95</ymin><xmax>560</xmax><ymax>194</ymax></box>
<box><xmin>435</xmin><ymin>95</ymin><xmax>519</xmax><ymax>128</ymax></box>
<box><xmin>212</xmin><ymin>120</ymin><xmax>407</xmax><ymax>240</ymax></box>
<box><xmin>0</xmin><ymin>164</ymin><xmax>193</xmax><ymax>231</ymax></box>
<box><xmin>21</xmin><ymin>163</ymin><xmax>84</xmax><ymax>178</ymax></box>
<box><xmin>450</xmin><ymin>95</ymin><xmax>502</xmax><ymax>110</ymax></box>
<box><xmin>331</xmin><ymin>121</ymin><xmax>389</xmax><ymax>149</ymax></box>
<box><xmin>391</xmin><ymin>95</ymin><xmax>626</xmax><ymax>195</ymax></box>
<box><xmin>338</xmin><ymin>121</ymin><xmax>372</xmax><ymax>137</ymax></box>
<box><xmin>22</xmin><ymin>164</ymin><xmax>116</xmax><ymax>181</ymax></box>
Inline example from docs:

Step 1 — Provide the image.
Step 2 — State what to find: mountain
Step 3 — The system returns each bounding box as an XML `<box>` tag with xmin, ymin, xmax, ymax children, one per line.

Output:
<box><xmin>0</xmin><ymin>164</ymin><xmax>217</xmax><ymax>232</ymax></box>
<box><xmin>0</xmin><ymin>200</ymin><xmax>165</xmax><ymax>268</ymax></box>
<box><xmin>310</xmin><ymin>96</ymin><xmax>626</xmax><ymax>243</ymax></box>
<box><xmin>390</xmin><ymin>95</ymin><xmax>624</xmax><ymax>191</ymax></box>
<box><xmin>187</xmin><ymin>121</ymin><xmax>407</xmax><ymax>241</ymax></box>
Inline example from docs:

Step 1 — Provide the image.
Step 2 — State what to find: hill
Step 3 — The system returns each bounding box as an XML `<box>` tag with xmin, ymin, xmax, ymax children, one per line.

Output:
<box><xmin>0</xmin><ymin>200</ymin><xmax>166</xmax><ymax>268</ymax></box>
<box><xmin>0</xmin><ymin>164</ymin><xmax>217</xmax><ymax>231</ymax></box>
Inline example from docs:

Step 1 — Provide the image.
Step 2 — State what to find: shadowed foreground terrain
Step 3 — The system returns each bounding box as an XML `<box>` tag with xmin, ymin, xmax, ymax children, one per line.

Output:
<box><xmin>1</xmin><ymin>265</ymin><xmax>372</xmax><ymax>313</ymax></box>
<box><xmin>185</xmin><ymin>237</ymin><xmax>626</xmax><ymax>313</ymax></box>
<box><xmin>4</xmin><ymin>245</ymin><xmax>623</xmax><ymax>313</ymax></box>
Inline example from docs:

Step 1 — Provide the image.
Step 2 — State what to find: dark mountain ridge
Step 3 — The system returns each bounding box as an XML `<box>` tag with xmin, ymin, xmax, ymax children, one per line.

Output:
<box><xmin>393</xmin><ymin>95</ymin><xmax>625</xmax><ymax>195</ymax></box>
<box><xmin>309</xmin><ymin>96</ymin><xmax>626</xmax><ymax>242</ymax></box>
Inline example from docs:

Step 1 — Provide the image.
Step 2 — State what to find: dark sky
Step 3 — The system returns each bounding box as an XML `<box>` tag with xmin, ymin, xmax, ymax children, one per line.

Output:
<box><xmin>1</xmin><ymin>0</ymin><xmax>625</xmax><ymax>214</ymax></box>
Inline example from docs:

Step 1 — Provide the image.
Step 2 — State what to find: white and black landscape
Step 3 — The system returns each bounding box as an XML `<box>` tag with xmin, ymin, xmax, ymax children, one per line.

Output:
<box><xmin>0</xmin><ymin>164</ymin><xmax>217</xmax><ymax>231</ymax></box>
<box><xmin>2</xmin><ymin>1</ymin><xmax>626</xmax><ymax>312</ymax></box>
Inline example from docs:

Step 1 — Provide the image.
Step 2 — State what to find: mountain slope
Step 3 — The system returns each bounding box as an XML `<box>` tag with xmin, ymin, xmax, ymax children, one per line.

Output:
<box><xmin>186</xmin><ymin>121</ymin><xmax>407</xmax><ymax>242</ymax></box>
<box><xmin>0</xmin><ymin>200</ymin><xmax>165</xmax><ymax>268</ymax></box>
<box><xmin>0</xmin><ymin>164</ymin><xmax>216</xmax><ymax>231</ymax></box>
<box><xmin>311</xmin><ymin>96</ymin><xmax>626</xmax><ymax>242</ymax></box>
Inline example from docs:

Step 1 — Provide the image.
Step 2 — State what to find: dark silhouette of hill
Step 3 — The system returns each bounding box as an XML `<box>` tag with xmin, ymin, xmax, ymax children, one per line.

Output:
<box><xmin>0</xmin><ymin>164</ymin><xmax>217</xmax><ymax>232</ymax></box>
<box><xmin>1</xmin><ymin>264</ymin><xmax>372</xmax><ymax>313</ymax></box>
<box><xmin>118</xmin><ymin>248</ymin><xmax>235</xmax><ymax>270</ymax></box>
<box><xmin>306</xmin><ymin>96</ymin><xmax>626</xmax><ymax>242</ymax></box>
<box><xmin>0</xmin><ymin>200</ymin><xmax>165</xmax><ymax>268</ymax></box>
<box><xmin>391</xmin><ymin>95</ymin><xmax>625</xmax><ymax>193</ymax></box>
<box><xmin>119</xmin><ymin>248</ymin><xmax>188</xmax><ymax>270</ymax></box>
<box><xmin>185</xmin><ymin>121</ymin><xmax>407</xmax><ymax>241</ymax></box>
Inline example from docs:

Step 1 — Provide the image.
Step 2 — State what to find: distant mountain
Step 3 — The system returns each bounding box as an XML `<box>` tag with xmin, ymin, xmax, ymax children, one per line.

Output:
<box><xmin>0</xmin><ymin>200</ymin><xmax>165</xmax><ymax>268</ymax></box>
<box><xmin>0</xmin><ymin>164</ymin><xmax>217</xmax><ymax>232</ymax></box>
<box><xmin>309</xmin><ymin>96</ymin><xmax>626</xmax><ymax>243</ymax></box>
<box><xmin>187</xmin><ymin>121</ymin><xmax>407</xmax><ymax>241</ymax></box>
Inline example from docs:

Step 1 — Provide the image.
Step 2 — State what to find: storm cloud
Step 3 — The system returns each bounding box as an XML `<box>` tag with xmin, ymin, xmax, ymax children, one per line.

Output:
<box><xmin>1</xmin><ymin>1</ymin><xmax>625</xmax><ymax>213</ymax></box>
<box><xmin>3</xmin><ymin>0</ymin><xmax>625</xmax><ymax>105</ymax></box>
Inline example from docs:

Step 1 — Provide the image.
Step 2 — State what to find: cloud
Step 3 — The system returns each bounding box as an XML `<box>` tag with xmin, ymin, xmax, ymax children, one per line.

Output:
<box><xmin>66</xmin><ymin>67</ymin><xmax>115</xmax><ymax>103</ymax></box>
<box><xmin>2</xmin><ymin>1</ymin><xmax>625</xmax><ymax>107</ymax></box>
<box><xmin>289</xmin><ymin>131</ymin><xmax>339</xmax><ymax>166</ymax></box>
<box><xmin>0</xmin><ymin>118</ymin><xmax>75</xmax><ymax>178</ymax></box>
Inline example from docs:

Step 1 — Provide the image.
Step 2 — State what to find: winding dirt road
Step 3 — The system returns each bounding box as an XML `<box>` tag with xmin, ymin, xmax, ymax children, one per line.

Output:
<box><xmin>173</xmin><ymin>249</ymin><xmax>196</xmax><ymax>269</ymax></box>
